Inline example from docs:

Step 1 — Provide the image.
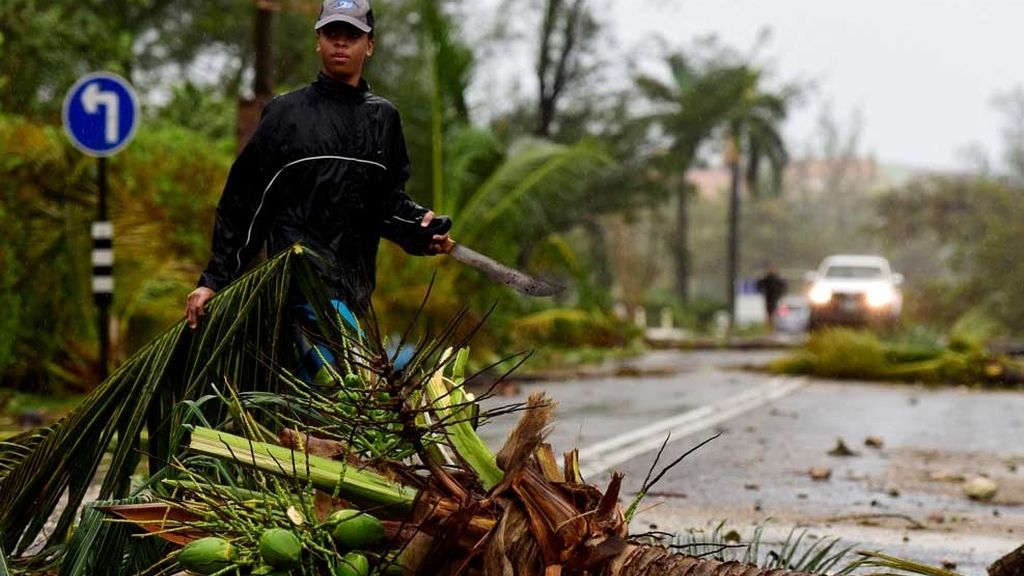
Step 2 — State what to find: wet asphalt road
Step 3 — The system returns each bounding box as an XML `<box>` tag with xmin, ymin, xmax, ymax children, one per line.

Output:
<box><xmin>475</xmin><ymin>349</ymin><xmax>1024</xmax><ymax>575</ymax></box>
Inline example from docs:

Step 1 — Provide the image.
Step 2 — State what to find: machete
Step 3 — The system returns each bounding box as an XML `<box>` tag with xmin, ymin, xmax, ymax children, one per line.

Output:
<box><xmin>385</xmin><ymin>215</ymin><xmax>564</xmax><ymax>297</ymax></box>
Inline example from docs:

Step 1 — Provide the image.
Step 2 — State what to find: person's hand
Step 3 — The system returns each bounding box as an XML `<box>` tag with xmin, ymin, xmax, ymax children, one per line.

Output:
<box><xmin>420</xmin><ymin>211</ymin><xmax>454</xmax><ymax>255</ymax></box>
<box><xmin>185</xmin><ymin>287</ymin><xmax>216</xmax><ymax>330</ymax></box>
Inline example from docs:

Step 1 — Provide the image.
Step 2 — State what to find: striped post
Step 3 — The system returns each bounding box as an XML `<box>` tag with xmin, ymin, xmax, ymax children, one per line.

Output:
<box><xmin>94</xmin><ymin>157</ymin><xmax>111</xmax><ymax>379</ymax></box>
<box><xmin>91</xmin><ymin>221</ymin><xmax>114</xmax><ymax>302</ymax></box>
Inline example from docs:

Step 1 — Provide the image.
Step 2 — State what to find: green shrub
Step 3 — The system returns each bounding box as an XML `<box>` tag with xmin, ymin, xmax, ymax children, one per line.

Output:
<box><xmin>508</xmin><ymin>308</ymin><xmax>633</xmax><ymax>348</ymax></box>
<box><xmin>948</xmin><ymin>308</ymin><xmax>1005</xmax><ymax>354</ymax></box>
<box><xmin>766</xmin><ymin>351</ymin><xmax>815</xmax><ymax>375</ymax></box>
<box><xmin>937</xmin><ymin>351</ymin><xmax>988</xmax><ymax>384</ymax></box>
<box><xmin>806</xmin><ymin>328</ymin><xmax>886</xmax><ymax>379</ymax></box>
<box><xmin>884</xmin><ymin>343</ymin><xmax>944</xmax><ymax>364</ymax></box>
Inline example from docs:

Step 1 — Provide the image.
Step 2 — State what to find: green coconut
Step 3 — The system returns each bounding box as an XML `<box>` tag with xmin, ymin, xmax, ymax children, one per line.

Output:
<box><xmin>258</xmin><ymin>528</ymin><xmax>304</xmax><ymax>568</ymax></box>
<box><xmin>327</xmin><ymin>509</ymin><xmax>385</xmax><ymax>548</ymax></box>
<box><xmin>178</xmin><ymin>537</ymin><xmax>234</xmax><ymax>575</ymax></box>
<box><xmin>333</xmin><ymin>551</ymin><xmax>370</xmax><ymax>576</ymax></box>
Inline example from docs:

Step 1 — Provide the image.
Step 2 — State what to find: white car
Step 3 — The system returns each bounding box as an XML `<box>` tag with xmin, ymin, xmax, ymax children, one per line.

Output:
<box><xmin>806</xmin><ymin>255</ymin><xmax>903</xmax><ymax>330</ymax></box>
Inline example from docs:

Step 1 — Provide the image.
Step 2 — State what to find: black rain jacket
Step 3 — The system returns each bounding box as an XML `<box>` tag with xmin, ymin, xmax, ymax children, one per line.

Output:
<box><xmin>198</xmin><ymin>73</ymin><xmax>430</xmax><ymax>312</ymax></box>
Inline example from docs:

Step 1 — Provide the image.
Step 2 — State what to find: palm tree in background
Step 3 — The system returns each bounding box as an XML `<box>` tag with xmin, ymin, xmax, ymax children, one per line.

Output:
<box><xmin>724</xmin><ymin>73</ymin><xmax>795</xmax><ymax>327</ymax></box>
<box><xmin>635</xmin><ymin>52</ymin><xmax>756</xmax><ymax>304</ymax></box>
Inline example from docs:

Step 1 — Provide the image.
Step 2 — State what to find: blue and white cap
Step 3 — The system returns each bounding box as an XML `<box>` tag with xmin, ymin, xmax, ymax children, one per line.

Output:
<box><xmin>315</xmin><ymin>0</ymin><xmax>374</xmax><ymax>33</ymax></box>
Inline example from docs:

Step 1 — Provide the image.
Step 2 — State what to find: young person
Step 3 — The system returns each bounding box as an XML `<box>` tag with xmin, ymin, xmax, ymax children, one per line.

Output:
<box><xmin>185</xmin><ymin>0</ymin><xmax>449</xmax><ymax>332</ymax></box>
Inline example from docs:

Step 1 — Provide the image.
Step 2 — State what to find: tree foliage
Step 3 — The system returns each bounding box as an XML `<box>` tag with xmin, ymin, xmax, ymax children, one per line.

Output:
<box><xmin>372</xmin><ymin>133</ymin><xmax>616</xmax><ymax>351</ymax></box>
<box><xmin>0</xmin><ymin>1</ymin><xmax>816</xmax><ymax>390</ymax></box>
<box><xmin>994</xmin><ymin>86</ymin><xmax>1024</xmax><ymax>184</ymax></box>
<box><xmin>875</xmin><ymin>175</ymin><xmax>1024</xmax><ymax>330</ymax></box>
<box><xmin>726</xmin><ymin>71</ymin><xmax>795</xmax><ymax>198</ymax></box>
<box><xmin>0</xmin><ymin>113</ymin><xmax>232</xmax><ymax>391</ymax></box>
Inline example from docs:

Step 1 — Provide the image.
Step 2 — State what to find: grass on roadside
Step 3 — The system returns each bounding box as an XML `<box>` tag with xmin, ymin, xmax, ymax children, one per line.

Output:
<box><xmin>765</xmin><ymin>327</ymin><xmax>1016</xmax><ymax>387</ymax></box>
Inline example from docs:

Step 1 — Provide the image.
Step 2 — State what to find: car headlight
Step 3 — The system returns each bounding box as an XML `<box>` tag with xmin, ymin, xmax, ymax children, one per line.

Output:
<box><xmin>808</xmin><ymin>284</ymin><xmax>832</xmax><ymax>305</ymax></box>
<box><xmin>866</xmin><ymin>285</ymin><xmax>895</xmax><ymax>308</ymax></box>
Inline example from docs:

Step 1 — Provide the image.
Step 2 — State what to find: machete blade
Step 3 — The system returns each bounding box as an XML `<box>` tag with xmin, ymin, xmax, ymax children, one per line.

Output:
<box><xmin>449</xmin><ymin>244</ymin><xmax>564</xmax><ymax>297</ymax></box>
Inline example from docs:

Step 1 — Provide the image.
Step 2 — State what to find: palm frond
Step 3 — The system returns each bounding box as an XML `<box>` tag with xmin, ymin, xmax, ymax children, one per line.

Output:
<box><xmin>669</xmin><ymin>523</ymin><xmax>959</xmax><ymax>576</ymax></box>
<box><xmin>0</xmin><ymin>246</ymin><xmax>326</xmax><ymax>556</ymax></box>
<box><xmin>458</xmin><ymin>138</ymin><xmax>609</xmax><ymax>246</ymax></box>
<box><xmin>442</xmin><ymin>127</ymin><xmax>503</xmax><ymax>216</ymax></box>
<box><xmin>58</xmin><ymin>495</ymin><xmax>168</xmax><ymax>576</ymax></box>
<box><xmin>634</xmin><ymin>74</ymin><xmax>678</xmax><ymax>104</ymax></box>
<box><xmin>666</xmin><ymin>53</ymin><xmax>697</xmax><ymax>90</ymax></box>
<box><xmin>855</xmin><ymin>551</ymin><xmax>964</xmax><ymax>576</ymax></box>
<box><xmin>0</xmin><ymin>428</ymin><xmax>51</xmax><ymax>482</ymax></box>
<box><xmin>0</xmin><ymin>541</ymin><xmax>9</xmax><ymax>576</ymax></box>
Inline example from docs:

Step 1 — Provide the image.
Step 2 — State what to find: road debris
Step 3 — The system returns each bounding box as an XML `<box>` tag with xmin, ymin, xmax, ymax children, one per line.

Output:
<box><xmin>810</xmin><ymin>466</ymin><xmax>832</xmax><ymax>481</ymax></box>
<box><xmin>828</xmin><ymin>438</ymin><xmax>860</xmax><ymax>457</ymax></box>
<box><xmin>929</xmin><ymin>470</ymin><xmax>966</xmax><ymax>483</ymax></box>
<box><xmin>963</xmin><ymin>476</ymin><xmax>998</xmax><ymax>501</ymax></box>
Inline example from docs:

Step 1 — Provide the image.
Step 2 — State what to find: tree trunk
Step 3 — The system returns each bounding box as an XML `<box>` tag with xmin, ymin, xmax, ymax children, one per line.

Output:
<box><xmin>672</xmin><ymin>185</ymin><xmax>691</xmax><ymax>304</ymax></box>
<box><xmin>583</xmin><ymin>218</ymin><xmax>613</xmax><ymax>289</ymax></box>
<box><xmin>254</xmin><ymin>3</ymin><xmax>274</xmax><ymax>100</ymax></box>
<box><xmin>534</xmin><ymin>0</ymin><xmax>588</xmax><ymax>138</ymax></box>
<box><xmin>726</xmin><ymin>141</ymin><xmax>742</xmax><ymax>330</ymax></box>
<box><xmin>238</xmin><ymin>1</ymin><xmax>275</xmax><ymax>150</ymax></box>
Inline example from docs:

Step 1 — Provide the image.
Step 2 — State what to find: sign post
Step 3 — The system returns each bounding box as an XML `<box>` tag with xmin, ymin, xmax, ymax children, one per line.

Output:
<box><xmin>62</xmin><ymin>72</ymin><xmax>139</xmax><ymax>380</ymax></box>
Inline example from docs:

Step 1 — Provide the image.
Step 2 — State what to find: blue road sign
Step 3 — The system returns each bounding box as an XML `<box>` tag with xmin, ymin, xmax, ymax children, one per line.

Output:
<box><xmin>62</xmin><ymin>72</ymin><xmax>140</xmax><ymax>157</ymax></box>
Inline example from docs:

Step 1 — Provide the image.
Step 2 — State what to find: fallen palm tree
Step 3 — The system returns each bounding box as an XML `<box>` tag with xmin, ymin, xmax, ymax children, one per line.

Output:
<box><xmin>0</xmin><ymin>247</ymin><xmax>967</xmax><ymax>576</ymax></box>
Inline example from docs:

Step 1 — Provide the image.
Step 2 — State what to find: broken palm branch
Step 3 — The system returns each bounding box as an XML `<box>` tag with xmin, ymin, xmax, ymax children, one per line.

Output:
<box><xmin>422</xmin><ymin>347</ymin><xmax>503</xmax><ymax>490</ymax></box>
<box><xmin>187</xmin><ymin>426</ymin><xmax>415</xmax><ymax>514</ymax></box>
<box><xmin>158</xmin><ymin>390</ymin><xmax>951</xmax><ymax>576</ymax></box>
<box><xmin>0</xmin><ymin>245</ymin><xmax>970</xmax><ymax>576</ymax></box>
<box><xmin>0</xmin><ymin>246</ymin><xmax>332</xmax><ymax>556</ymax></box>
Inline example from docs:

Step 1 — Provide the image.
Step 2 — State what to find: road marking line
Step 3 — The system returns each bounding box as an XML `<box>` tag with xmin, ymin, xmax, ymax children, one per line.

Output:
<box><xmin>579</xmin><ymin>377</ymin><xmax>807</xmax><ymax>478</ymax></box>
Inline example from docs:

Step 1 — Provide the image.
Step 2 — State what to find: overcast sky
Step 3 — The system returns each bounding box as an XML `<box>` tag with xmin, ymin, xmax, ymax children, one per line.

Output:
<box><xmin>470</xmin><ymin>0</ymin><xmax>1024</xmax><ymax>171</ymax></box>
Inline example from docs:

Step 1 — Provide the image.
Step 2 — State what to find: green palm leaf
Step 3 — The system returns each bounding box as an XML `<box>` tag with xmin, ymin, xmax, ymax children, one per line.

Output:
<box><xmin>57</xmin><ymin>495</ymin><xmax>167</xmax><ymax>576</ymax></box>
<box><xmin>457</xmin><ymin>138</ymin><xmax>609</xmax><ymax>247</ymax></box>
<box><xmin>0</xmin><ymin>542</ymin><xmax>9</xmax><ymax>576</ymax></box>
<box><xmin>0</xmin><ymin>246</ymin><xmax>328</xmax><ymax>557</ymax></box>
<box><xmin>440</xmin><ymin>127</ymin><xmax>503</xmax><ymax>217</ymax></box>
<box><xmin>727</xmin><ymin>74</ymin><xmax>794</xmax><ymax>197</ymax></box>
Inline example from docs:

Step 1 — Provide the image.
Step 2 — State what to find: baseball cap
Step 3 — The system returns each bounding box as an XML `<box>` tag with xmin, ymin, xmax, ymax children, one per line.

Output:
<box><xmin>315</xmin><ymin>0</ymin><xmax>374</xmax><ymax>33</ymax></box>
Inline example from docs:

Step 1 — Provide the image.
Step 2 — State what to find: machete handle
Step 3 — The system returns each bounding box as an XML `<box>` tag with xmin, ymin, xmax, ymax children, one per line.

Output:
<box><xmin>422</xmin><ymin>216</ymin><xmax>454</xmax><ymax>254</ymax></box>
<box><xmin>422</xmin><ymin>215</ymin><xmax>453</xmax><ymax>237</ymax></box>
<box><xmin>384</xmin><ymin>214</ymin><xmax>453</xmax><ymax>254</ymax></box>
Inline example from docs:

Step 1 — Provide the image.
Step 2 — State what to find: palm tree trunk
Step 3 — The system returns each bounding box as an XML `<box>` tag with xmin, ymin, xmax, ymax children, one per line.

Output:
<box><xmin>672</xmin><ymin>184</ymin><xmax>690</xmax><ymax>304</ymax></box>
<box><xmin>726</xmin><ymin>146</ymin><xmax>741</xmax><ymax>331</ymax></box>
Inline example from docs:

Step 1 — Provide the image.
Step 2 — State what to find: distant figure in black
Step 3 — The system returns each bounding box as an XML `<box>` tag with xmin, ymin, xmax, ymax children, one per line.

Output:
<box><xmin>756</xmin><ymin>266</ymin><xmax>787</xmax><ymax>331</ymax></box>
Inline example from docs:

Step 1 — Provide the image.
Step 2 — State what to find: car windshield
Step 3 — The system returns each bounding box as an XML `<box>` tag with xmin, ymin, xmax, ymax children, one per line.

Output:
<box><xmin>824</xmin><ymin>265</ymin><xmax>884</xmax><ymax>279</ymax></box>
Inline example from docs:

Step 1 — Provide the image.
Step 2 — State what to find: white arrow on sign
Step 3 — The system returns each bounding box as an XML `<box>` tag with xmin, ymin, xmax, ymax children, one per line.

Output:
<box><xmin>82</xmin><ymin>82</ymin><xmax>121</xmax><ymax>144</ymax></box>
